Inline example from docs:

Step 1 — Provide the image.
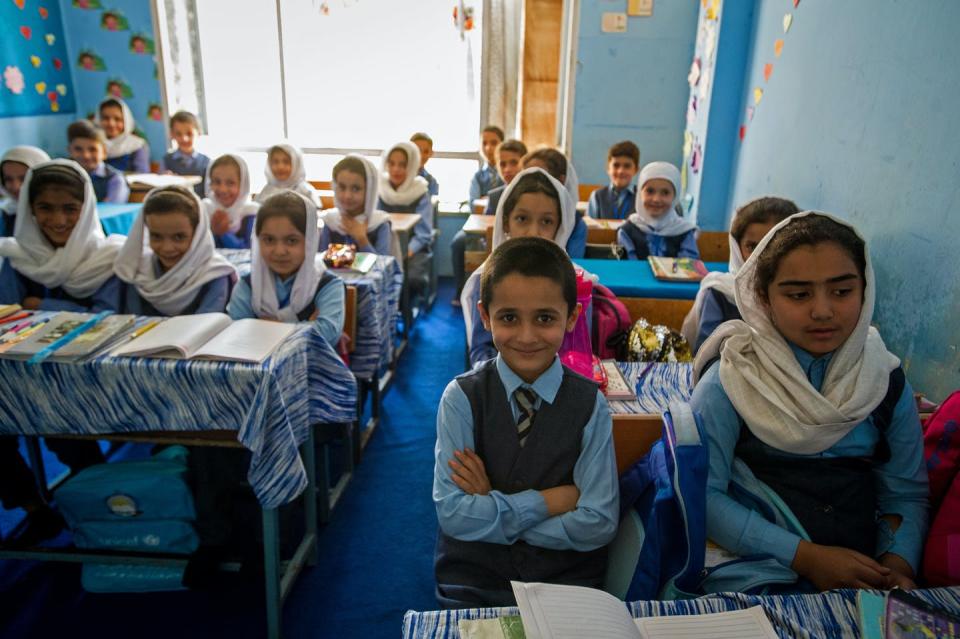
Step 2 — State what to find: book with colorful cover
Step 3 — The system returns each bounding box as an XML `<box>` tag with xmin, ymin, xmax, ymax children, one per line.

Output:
<box><xmin>601</xmin><ymin>360</ymin><xmax>636</xmax><ymax>400</ymax></box>
<box><xmin>647</xmin><ymin>256</ymin><xmax>709</xmax><ymax>282</ymax></box>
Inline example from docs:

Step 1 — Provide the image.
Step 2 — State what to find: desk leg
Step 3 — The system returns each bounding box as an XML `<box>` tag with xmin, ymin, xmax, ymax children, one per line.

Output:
<box><xmin>301</xmin><ymin>430</ymin><xmax>318</xmax><ymax>566</ymax></box>
<box><xmin>25</xmin><ymin>437</ymin><xmax>50</xmax><ymax>502</ymax></box>
<box><xmin>262</xmin><ymin>506</ymin><xmax>282</xmax><ymax>639</ymax></box>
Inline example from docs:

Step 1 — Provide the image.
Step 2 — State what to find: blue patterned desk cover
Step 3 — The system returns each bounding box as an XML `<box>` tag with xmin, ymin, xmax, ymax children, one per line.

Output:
<box><xmin>608</xmin><ymin>362</ymin><xmax>693</xmax><ymax>415</ymax></box>
<box><xmin>402</xmin><ymin>587</ymin><xmax>960</xmax><ymax>639</ymax></box>
<box><xmin>96</xmin><ymin>202</ymin><xmax>143</xmax><ymax>236</ymax></box>
<box><xmin>574</xmin><ymin>259</ymin><xmax>728</xmax><ymax>299</ymax></box>
<box><xmin>0</xmin><ymin>326</ymin><xmax>356</xmax><ymax>508</ymax></box>
<box><xmin>219</xmin><ymin>249</ymin><xmax>402</xmax><ymax>380</ymax></box>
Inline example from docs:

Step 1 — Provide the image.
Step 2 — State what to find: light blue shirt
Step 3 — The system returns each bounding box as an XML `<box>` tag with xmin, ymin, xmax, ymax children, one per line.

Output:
<box><xmin>567</xmin><ymin>215</ymin><xmax>587</xmax><ymax>259</ymax></box>
<box><xmin>433</xmin><ymin>355</ymin><xmax>619</xmax><ymax>551</ymax></box>
<box><xmin>617</xmin><ymin>226</ymin><xmax>700</xmax><ymax>260</ymax></box>
<box><xmin>0</xmin><ymin>261</ymin><xmax>121</xmax><ymax>312</ymax></box>
<box><xmin>469</xmin><ymin>163</ymin><xmax>503</xmax><ymax>204</ymax></box>
<box><xmin>690</xmin><ymin>344</ymin><xmax>929</xmax><ymax>571</ymax></box>
<box><xmin>463</xmin><ymin>271</ymin><xmax>495</xmax><ymax>367</ymax></box>
<box><xmin>226</xmin><ymin>271</ymin><xmax>345</xmax><ymax>346</ymax></box>
<box><xmin>418</xmin><ymin>168</ymin><xmax>440</xmax><ymax>197</ymax></box>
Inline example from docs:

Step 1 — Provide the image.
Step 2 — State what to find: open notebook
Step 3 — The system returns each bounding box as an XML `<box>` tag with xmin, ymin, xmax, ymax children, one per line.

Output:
<box><xmin>111</xmin><ymin>313</ymin><xmax>296</xmax><ymax>363</ymax></box>
<box><xmin>507</xmin><ymin>581</ymin><xmax>778</xmax><ymax>639</ymax></box>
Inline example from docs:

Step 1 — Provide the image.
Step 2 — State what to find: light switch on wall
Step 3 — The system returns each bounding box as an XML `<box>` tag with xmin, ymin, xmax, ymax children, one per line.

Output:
<box><xmin>628</xmin><ymin>0</ymin><xmax>654</xmax><ymax>17</ymax></box>
<box><xmin>601</xmin><ymin>12</ymin><xmax>627</xmax><ymax>33</ymax></box>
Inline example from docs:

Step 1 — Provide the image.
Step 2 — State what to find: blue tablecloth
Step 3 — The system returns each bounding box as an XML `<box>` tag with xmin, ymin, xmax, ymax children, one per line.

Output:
<box><xmin>608</xmin><ymin>362</ymin><xmax>693</xmax><ymax>415</ymax></box>
<box><xmin>97</xmin><ymin>202</ymin><xmax>142</xmax><ymax>236</ymax></box>
<box><xmin>402</xmin><ymin>587</ymin><xmax>960</xmax><ymax>639</ymax></box>
<box><xmin>0</xmin><ymin>326</ymin><xmax>357</xmax><ymax>508</ymax></box>
<box><xmin>574</xmin><ymin>259</ymin><xmax>728</xmax><ymax>299</ymax></box>
<box><xmin>219</xmin><ymin>249</ymin><xmax>402</xmax><ymax>380</ymax></box>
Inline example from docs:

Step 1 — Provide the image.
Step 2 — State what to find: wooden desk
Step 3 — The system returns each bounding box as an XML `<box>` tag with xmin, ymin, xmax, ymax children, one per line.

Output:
<box><xmin>126</xmin><ymin>174</ymin><xmax>203</xmax><ymax>203</ymax></box>
<box><xmin>462</xmin><ymin>213</ymin><xmax>495</xmax><ymax>235</ymax></box>
<box><xmin>584</xmin><ymin>217</ymin><xmax>626</xmax><ymax>244</ymax></box>
<box><xmin>472</xmin><ymin>198</ymin><xmax>589</xmax><ymax>215</ymax></box>
<box><xmin>613</xmin><ymin>413</ymin><xmax>662</xmax><ymax>474</ymax></box>
<box><xmin>316</xmin><ymin>188</ymin><xmax>334</xmax><ymax>209</ymax></box>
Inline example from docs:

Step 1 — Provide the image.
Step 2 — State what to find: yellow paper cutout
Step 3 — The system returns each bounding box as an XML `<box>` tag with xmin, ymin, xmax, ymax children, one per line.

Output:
<box><xmin>56</xmin><ymin>84</ymin><xmax>67</xmax><ymax>96</ymax></box>
<box><xmin>45</xmin><ymin>33</ymin><xmax>56</xmax><ymax>46</ymax></box>
<box><xmin>34</xmin><ymin>81</ymin><xmax>46</xmax><ymax>94</ymax></box>
<box><xmin>30</xmin><ymin>55</ymin><xmax>41</xmax><ymax>68</ymax></box>
<box><xmin>754</xmin><ymin>88</ymin><xmax>763</xmax><ymax>105</ymax></box>
<box><xmin>50</xmin><ymin>101</ymin><xmax>60</xmax><ymax>112</ymax></box>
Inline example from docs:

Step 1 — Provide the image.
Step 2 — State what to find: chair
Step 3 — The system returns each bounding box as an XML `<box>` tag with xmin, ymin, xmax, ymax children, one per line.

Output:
<box><xmin>696</xmin><ymin>231</ymin><xmax>729</xmax><ymax>262</ymax></box>
<box><xmin>464</xmin><ymin>225</ymin><xmax>494</xmax><ymax>277</ymax></box>
<box><xmin>578</xmin><ymin>183</ymin><xmax>602</xmax><ymax>203</ymax></box>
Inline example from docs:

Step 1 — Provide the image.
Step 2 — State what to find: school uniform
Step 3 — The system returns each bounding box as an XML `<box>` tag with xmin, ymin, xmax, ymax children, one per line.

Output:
<box><xmin>484</xmin><ymin>186</ymin><xmax>504</xmax><ymax>215</ymax></box>
<box><xmin>89</xmin><ymin>162</ymin><xmax>130</xmax><ymax>203</ymax></box>
<box><xmin>0</xmin><ymin>159</ymin><xmax>124</xmax><ymax>312</ymax></box>
<box><xmin>1</xmin><ymin>146</ymin><xmax>51</xmax><ymax>237</ymax></box>
<box><xmin>468</xmin><ymin>161</ymin><xmax>502</xmax><ymax>204</ymax></box>
<box><xmin>100</xmin><ymin>97</ymin><xmax>150</xmax><ymax>173</ymax></box>
<box><xmin>419</xmin><ymin>167</ymin><xmax>440</xmax><ymax>197</ymax></box>
<box><xmin>586</xmin><ymin>184</ymin><xmax>636</xmax><ymax>220</ymax></box>
<box><xmin>378</xmin><ymin>142</ymin><xmax>434</xmax><ymax>292</ymax></box>
<box><xmin>255</xmin><ymin>142</ymin><xmax>319</xmax><ymax>205</ymax></box>
<box><xmin>462</xmin><ymin>168</ymin><xmax>578</xmax><ymax>368</ymax></box>
<box><xmin>617</xmin><ymin>162</ymin><xmax>699</xmax><ymax>260</ymax></box>
<box><xmin>160</xmin><ymin>149</ymin><xmax>210</xmax><ymax>197</ymax></box>
<box><xmin>320</xmin><ymin>154</ymin><xmax>401</xmax><ymax>262</ymax></box>
<box><xmin>689</xmin><ymin>211</ymin><xmax>928</xmax><ymax>591</ymax></box>
<box><xmin>202</xmin><ymin>153</ymin><xmax>260</xmax><ymax>250</ymax></box>
<box><xmin>681</xmin><ymin>233</ymin><xmax>745</xmax><ymax>352</ymax></box>
<box><xmin>226</xmin><ymin>195</ymin><xmax>345</xmax><ymax>346</ymax></box>
<box><xmin>433</xmin><ymin>355</ymin><xmax>618</xmax><ymax>607</ymax></box>
<box><xmin>114</xmin><ymin>189</ymin><xmax>237</xmax><ymax>316</ymax></box>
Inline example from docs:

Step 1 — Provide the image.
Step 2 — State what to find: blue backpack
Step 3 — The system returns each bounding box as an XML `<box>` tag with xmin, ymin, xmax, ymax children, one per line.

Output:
<box><xmin>613</xmin><ymin>403</ymin><xmax>707</xmax><ymax>600</ymax></box>
<box><xmin>54</xmin><ymin>446</ymin><xmax>198</xmax><ymax>593</ymax></box>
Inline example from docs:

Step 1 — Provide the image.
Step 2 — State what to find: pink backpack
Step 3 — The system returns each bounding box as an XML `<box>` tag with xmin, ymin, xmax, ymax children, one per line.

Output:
<box><xmin>921</xmin><ymin>390</ymin><xmax>960</xmax><ymax>586</ymax></box>
<box><xmin>591</xmin><ymin>283</ymin><xmax>631</xmax><ymax>360</ymax></box>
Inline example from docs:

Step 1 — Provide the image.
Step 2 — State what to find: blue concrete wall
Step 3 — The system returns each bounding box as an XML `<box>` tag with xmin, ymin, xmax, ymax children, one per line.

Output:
<box><xmin>570</xmin><ymin>1</ymin><xmax>698</xmax><ymax>187</ymax></box>
<box><xmin>726</xmin><ymin>1</ymin><xmax>960</xmax><ymax>400</ymax></box>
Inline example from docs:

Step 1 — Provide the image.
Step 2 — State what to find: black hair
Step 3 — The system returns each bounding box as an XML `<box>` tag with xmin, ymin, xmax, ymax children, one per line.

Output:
<box><xmin>480</xmin><ymin>236</ymin><xmax>577</xmax><ymax>315</ymax></box>
<box><xmin>143</xmin><ymin>186</ymin><xmax>200</xmax><ymax>229</ymax></box>
<box><xmin>67</xmin><ymin>119</ymin><xmax>107</xmax><ymax>147</ymax></box>
<box><xmin>410</xmin><ymin>132</ymin><xmax>433</xmax><ymax>147</ymax></box>
<box><xmin>730</xmin><ymin>196</ymin><xmax>799</xmax><ymax>243</ymax></box>
<box><xmin>169</xmin><ymin>110</ymin><xmax>201</xmax><ymax>132</ymax></box>
<box><xmin>607</xmin><ymin>140</ymin><xmax>640</xmax><ymax>165</ymax></box>
<box><xmin>482</xmin><ymin>125</ymin><xmax>505</xmax><ymax>141</ymax></box>
<box><xmin>522</xmin><ymin>148</ymin><xmax>567</xmax><ymax>182</ymax></box>
<box><xmin>754</xmin><ymin>213</ymin><xmax>867</xmax><ymax>302</ymax></box>
<box><xmin>210</xmin><ymin>154</ymin><xmax>241</xmax><ymax>178</ymax></box>
<box><xmin>256</xmin><ymin>191</ymin><xmax>307</xmax><ymax>236</ymax></box>
<box><xmin>501</xmin><ymin>170</ymin><xmax>561</xmax><ymax>222</ymax></box>
<box><xmin>497</xmin><ymin>139</ymin><xmax>527</xmax><ymax>158</ymax></box>
<box><xmin>28</xmin><ymin>164</ymin><xmax>85</xmax><ymax>205</ymax></box>
<box><xmin>99</xmin><ymin>98</ymin><xmax>123</xmax><ymax>114</ymax></box>
<box><xmin>332</xmin><ymin>156</ymin><xmax>367</xmax><ymax>184</ymax></box>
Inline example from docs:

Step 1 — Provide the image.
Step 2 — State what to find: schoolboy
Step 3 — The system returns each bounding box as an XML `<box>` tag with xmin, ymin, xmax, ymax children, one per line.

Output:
<box><xmin>433</xmin><ymin>236</ymin><xmax>619</xmax><ymax>608</ymax></box>
<box><xmin>67</xmin><ymin>120</ymin><xmax>129</xmax><ymax>203</ymax></box>
<box><xmin>484</xmin><ymin>139</ymin><xmax>527</xmax><ymax>216</ymax></box>
<box><xmin>586</xmin><ymin>140</ymin><xmax>640</xmax><ymax>220</ymax></box>
<box><xmin>160</xmin><ymin>110</ymin><xmax>210</xmax><ymax>197</ymax></box>
<box><xmin>468</xmin><ymin>125</ymin><xmax>504</xmax><ymax>205</ymax></box>
<box><xmin>410</xmin><ymin>132</ymin><xmax>439</xmax><ymax>197</ymax></box>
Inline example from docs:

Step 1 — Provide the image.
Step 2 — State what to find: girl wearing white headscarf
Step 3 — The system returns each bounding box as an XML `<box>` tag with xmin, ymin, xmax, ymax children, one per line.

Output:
<box><xmin>98</xmin><ymin>97</ymin><xmax>150</xmax><ymax>173</ymax></box>
<box><xmin>461</xmin><ymin>167</ymin><xmax>577</xmax><ymax>367</ymax></box>
<box><xmin>226</xmin><ymin>191</ymin><xmax>344</xmax><ymax>346</ymax></box>
<box><xmin>320</xmin><ymin>154</ymin><xmax>401</xmax><ymax>262</ymax></box>
<box><xmin>520</xmin><ymin>147</ymin><xmax>588</xmax><ymax>259</ymax></box>
<box><xmin>114</xmin><ymin>186</ymin><xmax>237</xmax><ymax>315</ymax></box>
<box><xmin>202</xmin><ymin>153</ymin><xmax>260</xmax><ymax>249</ymax></box>
<box><xmin>1</xmin><ymin>146</ymin><xmax>50</xmax><ymax>236</ymax></box>
<box><xmin>0</xmin><ymin>159</ymin><xmax>124</xmax><ymax>311</ymax></box>
<box><xmin>617</xmin><ymin>161</ymin><xmax>699</xmax><ymax>260</ymax></box>
<box><xmin>689</xmin><ymin>211</ymin><xmax>927</xmax><ymax>593</ymax></box>
<box><xmin>681</xmin><ymin>196</ymin><xmax>799</xmax><ymax>351</ymax></box>
<box><xmin>255</xmin><ymin>142</ymin><xmax>319</xmax><ymax>204</ymax></box>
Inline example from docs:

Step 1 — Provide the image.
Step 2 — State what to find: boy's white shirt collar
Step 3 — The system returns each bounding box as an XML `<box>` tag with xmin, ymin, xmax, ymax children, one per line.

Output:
<box><xmin>202</xmin><ymin>153</ymin><xmax>259</xmax><ymax>234</ymax></box>
<box><xmin>99</xmin><ymin>97</ymin><xmax>146</xmax><ymax>159</ymax></box>
<box><xmin>0</xmin><ymin>159</ymin><xmax>123</xmax><ymax>297</ymax></box>
<box><xmin>693</xmin><ymin>211</ymin><xmax>901</xmax><ymax>455</ymax></box>
<box><xmin>113</xmin><ymin>187</ymin><xmax>236</xmax><ymax>315</ymax></box>
<box><xmin>496</xmin><ymin>354</ymin><xmax>563</xmax><ymax>405</ymax></box>
<box><xmin>627</xmin><ymin>161</ymin><xmax>696</xmax><ymax>237</ymax></box>
<box><xmin>377</xmin><ymin>141</ymin><xmax>429</xmax><ymax>206</ymax></box>
<box><xmin>0</xmin><ymin>146</ymin><xmax>50</xmax><ymax>206</ymax></box>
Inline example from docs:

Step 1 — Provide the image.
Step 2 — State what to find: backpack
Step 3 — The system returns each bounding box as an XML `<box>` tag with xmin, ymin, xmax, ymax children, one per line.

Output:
<box><xmin>612</xmin><ymin>403</ymin><xmax>707</xmax><ymax>600</ymax></box>
<box><xmin>591</xmin><ymin>283</ymin><xmax>631</xmax><ymax>360</ymax></box>
<box><xmin>922</xmin><ymin>390</ymin><xmax>960</xmax><ymax>586</ymax></box>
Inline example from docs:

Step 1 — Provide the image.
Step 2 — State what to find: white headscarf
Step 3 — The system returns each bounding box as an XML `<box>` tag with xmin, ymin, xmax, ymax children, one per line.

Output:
<box><xmin>1</xmin><ymin>146</ymin><xmax>51</xmax><ymax>213</ymax></box>
<box><xmin>693</xmin><ymin>211</ymin><xmax>901</xmax><ymax>455</ymax></box>
<box><xmin>250</xmin><ymin>192</ymin><xmax>326</xmax><ymax>322</ymax></box>
<box><xmin>256</xmin><ymin>142</ymin><xmax>318</xmax><ymax>204</ymax></box>
<box><xmin>377</xmin><ymin>141</ymin><xmax>429</xmax><ymax>207</ymax></box>
<box><xmin>628</xmin><ymin>161</ymin><xmax>696</xmax><ymax>237</ymax></box>
<box><xmin>99</xmin><ymin>97</ymin><xmax>146</xmax><ymax>159</ymax></box>
<box><xmin>114</xmin><ymin>186</ymin><xmax>237</xmax><ymax>315</ymax></box>
<box><xmin>202</xmin><ymin>153</ymin><xmax>260</xmax><ymax>234</ymax></box>
<box><xmin>563</xmin><ymin>154</ymin><xmax>580</xmax><ymax>205</ymax></box>
<box><xmin>462</xmin><ymin>167</ymin><xmax>577</xmax><ymax>331</ymax></box>
<box><xmin>680</xmin><ymin>221</ymin><xmax>746</xmax><ymax>345</ymax></box>
<box><xmin>0</xmin><ymin>159</ymin><xmax>123</xmax><ymax>298</ymax></box>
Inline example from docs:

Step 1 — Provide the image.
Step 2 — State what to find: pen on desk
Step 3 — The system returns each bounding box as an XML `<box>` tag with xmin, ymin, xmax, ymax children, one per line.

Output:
<box><xmin>671</xmin><ymin>260</ymin><xmax>679</xmax><ymax>274</ymax></box>
<box><xmin>636</xmin><ymin>361</ymin><xmax>656</xmax><ymax>388</ymax></box>
<box><xmin>14</xmin><ymin>319</ymin><xmax>48</xmax><ymax>339</ymax></box>
<box><xmin>0</xmin><ymin>311</ymin><xmax>30</xmax><ymax>325</ymax></box>
<box><xmin>128</xmin><ymin>319</ymin><xmax>161</xmax><ymax>340</ymax></box>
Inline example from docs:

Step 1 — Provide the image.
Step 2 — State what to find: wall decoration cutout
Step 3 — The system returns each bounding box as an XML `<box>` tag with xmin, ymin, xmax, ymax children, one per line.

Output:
<box><xmin>1</xmin><ymin>0</ymin><xmax>75</xmax><ymax>117</ymax></box>
<box><xmin>782</xmin><ymin>13</ymin><xmax>793</xmax><ymax>33</ymax></box>
<box><xmin>78</xmin><ymin>49</ymin><xmax>105</xmax><ymax>71</ymax></box>
<box><xmin>774</xmin><ymin>39</ymin><xmax>784</xmax><ymax>57</ymax></box>
<box><xmin>105</xmin><ymin>77</ymin><xmax>133</xmax><ymax>98</ymax></box>
<box><xmin>688</xmin><ymin>58</ymin><xmax>701</xmax><ymax>87</ymax></box>
<box><xmin>753</xmin><ymin>87</ymin><xmax>763</xmax><ymax>105</ymax></box>
<box><xmin>763</xmin><ymin>63</ymin><xmax>773</xmax><ymax>82</ymax></box>
<box><xmin>101</xmin><ymin>10</ymin><xmax>130</xmax><ymax>32</ymax></box>
<box><xmin>72</xmin><ymin>0</ymin><xmax>103</xmax><ymax>8</ymax></box>
<box><xmin>129</xmin><ymin>33</ymin><xmax>155</xmax><ymax>55</ymax></box>
<box><xmin>146</xmin><ymin>102</ymin><xmax>162</xmax><ymax>121</ymax></box>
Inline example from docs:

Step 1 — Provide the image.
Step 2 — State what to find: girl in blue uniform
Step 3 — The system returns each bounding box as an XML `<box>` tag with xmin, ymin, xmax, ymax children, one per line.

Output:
<box><xmin>617</xmin><ymin>161</ymin><xmax>699</xmax><ymax>260</ymax></box>
<box><xmin>99</xmin><ymin>97</ymin><xmax>150</xmax><ymax>173</ymax></box>
<box><xmin>202</xmin><ymin>154</ymin><xmax>260</xmax><ymax>249</ymax></box>
<box><xmin>114</xmin><ymin>186</ymin><xmax>236</xmax><ymax>315</ymax></box>
<box><xmin>0</xmin><ymin>146</ymin><xmax>50</xmax><ymax>236</ymax></box>
<box><xmin>320</xmin><ymin>154</ymin><xmax>398</xmax><ymax>260</ymax></box>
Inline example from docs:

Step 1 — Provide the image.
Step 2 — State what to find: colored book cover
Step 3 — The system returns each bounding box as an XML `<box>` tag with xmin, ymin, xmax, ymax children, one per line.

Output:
<box><xmin>647</xmin><ymin>256</ymin><xmax>708</xmax><ymax>282</ymax></box>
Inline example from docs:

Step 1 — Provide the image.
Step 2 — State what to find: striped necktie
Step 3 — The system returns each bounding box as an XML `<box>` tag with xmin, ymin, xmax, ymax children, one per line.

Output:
<box><xmin>514</xmin><ymin>387</ymin><xmax>538</xmax><ymax>447</ymax></box>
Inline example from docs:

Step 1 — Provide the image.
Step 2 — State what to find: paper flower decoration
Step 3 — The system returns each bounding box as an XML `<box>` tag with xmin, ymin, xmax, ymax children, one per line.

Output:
<box><xmin>72</xmin><ymin>0</ymin><xmax>103</xmax><ymax>8</ymax></box>
<box><xmin>129</xmin><ymin>33</ymin><xmax>155</xmax><ymax>54</ymax></box>
<box><xmin>147</xmin><ymin>103</ymin><xmax>163</xmax><ymax>121</ymax></box>
<box><xmin>3</xmin><ymin>66</ymin><xmax>25</xmax><ymax>95</ymax></box>
<box><xmin>105</xmin><ymin>78</ymin><xmax>133</xmax><ymax>99</ymax></box>
<box><xmin>78</xmin><ymin>50</ymin><xmax>106</xmax><ymax>71</ymax></box>
<box><xmin>101</xmin><ymin>10</ymin><xmax>129</xmax><ymax>31</ymax></box>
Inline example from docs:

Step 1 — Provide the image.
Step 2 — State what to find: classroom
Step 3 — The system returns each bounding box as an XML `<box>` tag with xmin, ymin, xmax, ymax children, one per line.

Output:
<box><xmin>1</xmin><ymin>1</ymin><xmax>958</xmax><ymax>637</ymax></box>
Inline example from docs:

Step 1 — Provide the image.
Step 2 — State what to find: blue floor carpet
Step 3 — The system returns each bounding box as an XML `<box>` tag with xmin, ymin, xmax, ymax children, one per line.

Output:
<box><xmin>0</xmin><ymin>278</ymin><xmax>466</xmax><ymax>638</ymax></box>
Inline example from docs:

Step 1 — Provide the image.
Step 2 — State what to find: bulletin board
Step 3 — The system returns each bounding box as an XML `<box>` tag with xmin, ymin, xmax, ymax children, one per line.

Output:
<box><xmin>0</xmin><ymin>0</ymin><xmax>76</xmax><ymax>118</ymax></box>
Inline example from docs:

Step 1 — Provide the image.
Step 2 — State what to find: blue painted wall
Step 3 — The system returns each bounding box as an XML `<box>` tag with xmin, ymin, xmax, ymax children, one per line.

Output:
<box><xmin>570</xmin><ymin>1</ymin><xmax>698</xmax><ymax>187</ymax></box>
<box><xmin>726</xmin><ymin>1</ymin><xmax>960</xmax><ymax>400</ymax></box>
